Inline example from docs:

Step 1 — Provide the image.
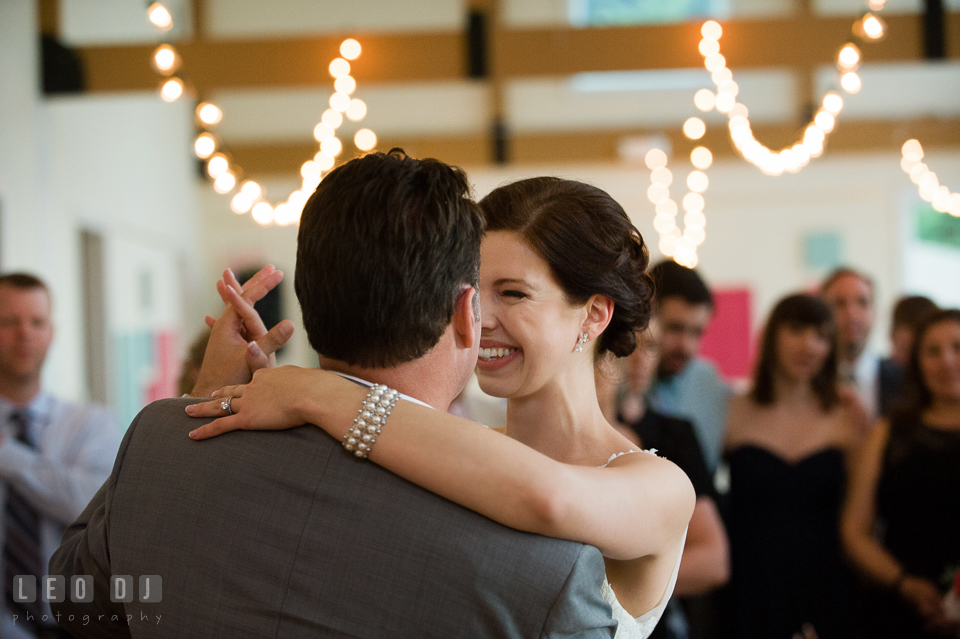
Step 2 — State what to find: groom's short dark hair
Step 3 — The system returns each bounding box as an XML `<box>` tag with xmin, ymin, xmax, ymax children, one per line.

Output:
<box><xmin>295</xmin><ymin>149</ymin><xmax>484</xmax><ymax>368</ymax></box>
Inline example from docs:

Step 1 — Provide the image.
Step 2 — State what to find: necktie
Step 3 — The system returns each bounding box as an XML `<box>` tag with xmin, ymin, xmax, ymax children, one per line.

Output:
<box><xmin>4</xmin><ymin>411</ymin><xmax>45</xmax><ymax>622</ymax></box>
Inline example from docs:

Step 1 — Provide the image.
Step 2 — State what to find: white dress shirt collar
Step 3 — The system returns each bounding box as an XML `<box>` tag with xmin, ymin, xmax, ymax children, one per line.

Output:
<box><xmin>332</xmin><ymin>372</ymin><xmax>434</xmax><ymax>409</ymax></box>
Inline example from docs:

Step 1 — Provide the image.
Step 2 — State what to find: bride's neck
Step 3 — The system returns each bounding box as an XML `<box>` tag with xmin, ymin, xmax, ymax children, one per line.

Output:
<box><xmin>505</xmin><ymin>365</ymin><xmax>610</xmax><ymax>462</ymax></box>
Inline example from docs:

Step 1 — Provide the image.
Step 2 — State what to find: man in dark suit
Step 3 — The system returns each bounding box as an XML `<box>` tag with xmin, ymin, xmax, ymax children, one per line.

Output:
<box><xmin>48</xmin><ymin>151</ymin><xmax>616</xmax><ymax>638</ymax></box>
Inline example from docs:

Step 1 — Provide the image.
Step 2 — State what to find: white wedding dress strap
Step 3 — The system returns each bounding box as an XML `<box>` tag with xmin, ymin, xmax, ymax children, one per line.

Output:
<box><xmin>599</xmin><ymin>448</ymin><xmax>658</xmax><ymax>468</ymax></box>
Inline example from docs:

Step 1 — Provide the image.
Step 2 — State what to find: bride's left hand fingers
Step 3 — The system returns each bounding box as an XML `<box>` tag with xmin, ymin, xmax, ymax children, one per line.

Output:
<box><xmin>188</xmin><ymin>413</ymin><xmax>245</xmax><ymax>440</ymax></box>
<box><xmin>184</xmin><ymin>392</ymin><xmax>242</xmax><ymax>418</ymax></box>
<box><xmin>185</xmin><ymin>383</ymin><xmax>246</xmax><ymax>414</ymax></box>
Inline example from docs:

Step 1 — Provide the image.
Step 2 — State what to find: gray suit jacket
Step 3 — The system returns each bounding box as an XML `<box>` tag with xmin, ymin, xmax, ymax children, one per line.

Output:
<box><xmin>50</xmin><ymin>398</ymin><xmax>617</xmax><ymax>638</ymax></box>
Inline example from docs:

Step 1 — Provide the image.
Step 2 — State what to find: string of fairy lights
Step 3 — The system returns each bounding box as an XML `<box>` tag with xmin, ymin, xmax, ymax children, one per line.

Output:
<box><xmin>145</xmin><ymin>2</ymin><xmax>956</xmax><ymax>236</ymax></box>
<box><xmin>901</xmin><ymin>140</ymin><xmax>960</xmax><ymax>216</ymax></box>
<box><xmin>644</xmin><ymin>0</ymin><xmax>959</xmax><ymax>268</ymax></box>
<box><xmin>146</xmin><ymin>2</ymin><xmax>377</xmax><ymax>227</ymax></box>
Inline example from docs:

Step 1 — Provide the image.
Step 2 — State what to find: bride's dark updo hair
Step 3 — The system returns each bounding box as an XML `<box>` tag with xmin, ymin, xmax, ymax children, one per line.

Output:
<box><xmin>479</xmin><ymin>177</ymin><xmax>653</xmax><ymax>358</ymax></box>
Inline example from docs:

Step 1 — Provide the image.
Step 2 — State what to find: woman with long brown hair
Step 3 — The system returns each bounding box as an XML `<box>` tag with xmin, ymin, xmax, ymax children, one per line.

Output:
<box><xmin>724</xmin><ymin>293</ymin><xmax>858</xmax><ymax>639</ymax></box>
<box><xmin>843</xmin><ymin>309</ymin><xmax>960</xmax><ymax>637</ymax></box>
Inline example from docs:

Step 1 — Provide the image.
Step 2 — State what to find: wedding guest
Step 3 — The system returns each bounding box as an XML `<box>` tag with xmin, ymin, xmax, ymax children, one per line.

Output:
<box><xmin>0</xmin><ymin>273</ymin><xmax>121</xmax><ymax>639</ymax></box>
<box><xmin>842</xmin><ymin>309</ymin><xmax>960</xmax><ymax>638</ymax></box>
<box><xmin>889</xmin><ymin>296</ymin><xmax>938</xmax><ymax>368</ymax></box>
<box><xmin>725</xmin><ymin>294</ymin><xmax>858</xmax><ymax>639</ymax></box>
<box><xmin>600</xmin><ymin>318</ymin><xmax>729</xmax><ymax>639</ymax></box>
<box><xmin>872</xmin><ymin>295</ymin><xmax>939</xmax><ymax>419</ymax></box>
<box><xmin>645</xmin><ymin>261</ymin><xmax>730</xmax><ymax>473</ymax></box>
<box><xmin>821</xmin><ymin>267</ymin><xmax>900</xmax><ymax>423</ymax></box>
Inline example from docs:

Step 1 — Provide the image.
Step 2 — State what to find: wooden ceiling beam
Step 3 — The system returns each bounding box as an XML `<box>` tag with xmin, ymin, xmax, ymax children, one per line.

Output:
<box><xmin>77</xmin><ymin>13</ymin><xmax>960</xmax><ymax>93</ymax></box>
<box><xmin>497</xmin><ymin>13</ymin><xmax>960</xmax><ymax>76</ymax></box>
<box><xmin>78</xmin><ymin>32</ymin><xmax>466</xmax><ymax>93</ymax></box>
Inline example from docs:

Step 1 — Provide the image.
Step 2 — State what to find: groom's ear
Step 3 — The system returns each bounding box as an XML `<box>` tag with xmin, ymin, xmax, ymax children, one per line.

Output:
<box><xmin>582</xmin><ymin>294</ymin><xmax>614</xmax><ymax>341</ymax></box>
<box><xmin>452</xmin><ymin>285</ymin><xmax>478</xmax><ymax>349</ymax></box>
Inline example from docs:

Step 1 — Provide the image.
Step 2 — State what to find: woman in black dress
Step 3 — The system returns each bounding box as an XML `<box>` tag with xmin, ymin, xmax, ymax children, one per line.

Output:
<box><xmin>724</xmin><ymin>294</ymin><xmax>858</xmax><ymax>639</ymax></box>
<box><xmin>843</xmin><ymin>309</ymin><xmax>960</xmax><ymax>638</ymax></box>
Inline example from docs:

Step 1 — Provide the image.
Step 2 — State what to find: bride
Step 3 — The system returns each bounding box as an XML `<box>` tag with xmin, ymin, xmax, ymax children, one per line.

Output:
<box><xmin>189</xmin><ymin>177</ymin><xmax>695</xmax><ymax>638</ymax></box>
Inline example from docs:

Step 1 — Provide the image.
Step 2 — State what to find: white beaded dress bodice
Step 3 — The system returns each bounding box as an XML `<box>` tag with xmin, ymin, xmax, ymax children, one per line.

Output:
<box><xmin>598</xmin><ymin>449</ymin><xmax>684</xmax><ymax>639</ymax></box>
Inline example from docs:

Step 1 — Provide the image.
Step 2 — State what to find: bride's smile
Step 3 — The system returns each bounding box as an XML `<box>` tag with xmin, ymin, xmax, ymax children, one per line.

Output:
<box><xmin>475</xmin><ymin>230</ymin><xmax>592</xmax><ymax>401</ymax></box>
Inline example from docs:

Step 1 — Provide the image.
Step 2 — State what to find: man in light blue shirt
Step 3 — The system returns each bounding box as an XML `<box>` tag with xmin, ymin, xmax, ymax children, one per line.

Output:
<box><xmin>646</xmin><ymin>262</ymin><xmax>730</xmax><ymax>473</ymax></box>
<box><xmin>0</xmin><ymin>273</ymin><xmax>121</xmax><ymax>638</ymax></box>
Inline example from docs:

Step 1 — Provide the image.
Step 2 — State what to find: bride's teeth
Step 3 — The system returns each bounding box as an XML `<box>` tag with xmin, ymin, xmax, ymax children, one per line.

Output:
<box><xmin>480</xmin><ymin>347</ymin><xmax>516</xmax><ymax>360</ymax></box>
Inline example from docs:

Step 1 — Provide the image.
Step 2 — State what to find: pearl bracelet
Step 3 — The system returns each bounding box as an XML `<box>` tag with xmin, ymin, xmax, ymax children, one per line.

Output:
<box><xmin>343</xmin><ymin>383</ymin><xmax>400</xmax><ymax>458</ymax></box>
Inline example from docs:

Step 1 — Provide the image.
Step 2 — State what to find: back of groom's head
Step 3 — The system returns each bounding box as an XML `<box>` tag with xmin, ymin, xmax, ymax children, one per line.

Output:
<box><xmin>296</xmin><ymin>149</ymin><xmax>484</xmax><ymax>368</ymax></box>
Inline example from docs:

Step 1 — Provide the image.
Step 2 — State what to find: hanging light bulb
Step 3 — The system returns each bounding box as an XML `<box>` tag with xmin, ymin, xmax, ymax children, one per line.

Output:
<box><xmin>647</xmin><ymin>184</ymin><xmax>670</xmax><ymax>204</ymax></box>
<box><xmin>822</xmin><ymin>92</ymin><xmax>843</xmax><ymax>115</ymax></box>
<box><xmin>194</xmin><ymin>133</ymin><xmax>216</xmax><ymax>159</ymax></box>
<box><xmin>901</xmin><ymin>139</ymin><xmax>923</xmax><ymax>162</ymax></box>
<box><xmin>354</xmin><ymin>129</ymin><xmax>377</xmax><ymax>151</ymax></box>
<box><xmin>656</xmin><ymin>199</ymin><xmax>678</xmax><ymax>216</ymax></box>
<box><xmin>715</xmin><ymin>92</ymin><xmax>736</xmax><ymax>113</ymax></box>
<box><xmin>340</xmin><ymin>39</ymin><xmax>362</xmax><ymax>60</ymax></box>
<box><xmin>320</xmin><ymin>136</ymin><xmax>343</xmax><ymax>157</ymax></box>
<box><xmin>684</xmin><ymin>210</ymin><xmax>707</xmax><ymax>229</ymax></box>
<box><xmin>694</xmin><ymin>89</ymin><xmax>715</xmax><ymax>112</ymax></box>
<box><xmin>240</xmin><ymin>180</ymin><xmax>262</xmax><ymax>200</ymax></box>
<box><xmin>701</xmin><ymin>21</ymin><xmax>722</xmax><ymax>41</ymax></box>
<box><xmin>651</xmin><ymin>167</ymin><xmax>673</xmax><ymax>187</ymax></box>
<box><xmin>704</xmin><ymin>54</ymin><xmax>726</xmax><ymax>72</ymax></box>
<box><xmin>213</xmin><ymin>171</ymin><xmax>236</xmax><ymax>194</ymax></box>
<box><xmin>329</xmin><ymin>92</ymin><xmax>351</xmax><ymax>112</ymax></box>
<box><xmin>301</xmin><ymin>160</ymin><xmax>322</xmax><ymax>182</ymax></box>
<box><xmin>231</xmin><ymin>192</ymin><xmax>253</xmax><ymax>214</ymax></box>
<box><xmin>683</xmin><ymin>117</ymin><xmax>706</xmax><ymax>140</ymax></box>
<box><xmin>346</xmin><ymin>98</ymin><xmax>367</xmax><ymax>122</ymax></box>
<box><xmin>147</xmin><ymin>3</ymin><xmax>173</xmax><ymax>31</ymax></box>
<box><xmin>334</xmin><ymin>75</ymin><xmax>357</xmax><ymax>95</ymax></box>
<box><xmin>644</xmin><ymin>148</ymin><xmax>668</xmax><ymax>170</ymax></box>
<box><xmin>313</xmin><ymin>122</ymin><xmax>335</xmax><ymax>142</ymax></box>
<box><xmin>856</xmin><ymin>13</ymin><xmax>886</xmax><ymax>40</ymax></box>
<box><xmin>314</xmin><ymin>152</ymin><xmax>335</xmax><ymax>171</ymax></box>
<box><xmin>687</xmin><ymin>171</ymin><xmax>709</xmax><ymax>193</ymax></box>
<box><xmin>838</xmin><ymin>43</ymin><xmax>861</xmax><ymax>70</ymax></box>
<box><xmin>814</xmin><ymin>111</ymin><xmax>836</xmax><ymax>132</ymax></box>
<box><xmin>691</xmin><ymin>147</ymin><xmax>713</xmax><ymax>170</ymax></box>
<box><xmin>151</xmin><ymin>45</ymin><xmax>180</xmax><ymax>75</ymax></box>
<box><xmin>840</xmin><ymin>72</ymin><xmax>862</xmax><ymax>93</ymax></box>
<box><xmin>321</xmin><ymin>109</ymin><xmax>344</xmax><ymax>128</ymax></box>
<box><xmin>196</xmin><ymin>102</ymin><xmax>222</xmax><ymax>126</ymax></box>
<box><xmin>251</xmin><ymin>202</ymin><xmax>274</xmax><ymax>226</ymax></box>
<box><xmin>160</xmin><ymin>77</ymin><xmax>184</xmax><ymax>102</ymax></box>
<box><xmin>328</xmin><ymin>58</ymin><xmax>351</xmax><ymax>78</ymax></box>
<box><xmin>698</xmin><ymin>39</ymin><xmax>720</xmax><ymax>56</ymax></box>
<box><xmin>206</xmin><ymin>153</ymin><xmax>229</xmax><ymax>178</ymax></box>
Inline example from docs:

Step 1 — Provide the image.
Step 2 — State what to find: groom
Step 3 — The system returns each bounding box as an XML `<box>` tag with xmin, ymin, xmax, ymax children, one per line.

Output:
<box><xmin>49</xmin><ymin>151</ymin><xmax>617</xmax><ymax>638</ymax></box>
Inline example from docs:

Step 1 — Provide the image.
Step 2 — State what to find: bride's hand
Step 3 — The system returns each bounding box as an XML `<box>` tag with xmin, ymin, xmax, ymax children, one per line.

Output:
<box><xmin>185</xmin><ymin>366</ymin><xmax>324</xmax><ymax>439</ymax></box>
